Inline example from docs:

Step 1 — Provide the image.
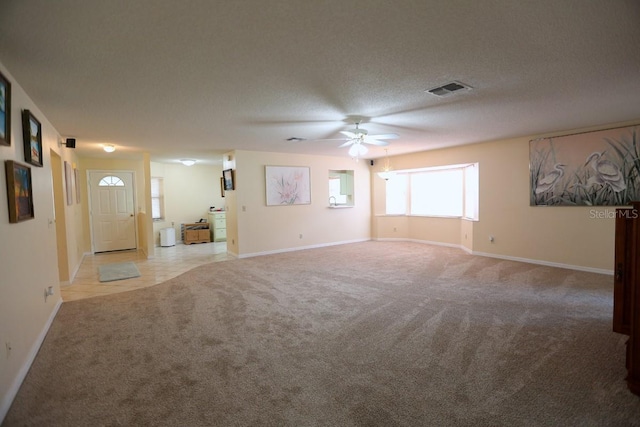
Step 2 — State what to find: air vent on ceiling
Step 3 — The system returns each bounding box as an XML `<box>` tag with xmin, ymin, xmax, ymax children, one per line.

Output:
<box><xmin>425</xmin><ymin>81</ymin><xmax>472</xmax><ymax>97</ymax></box>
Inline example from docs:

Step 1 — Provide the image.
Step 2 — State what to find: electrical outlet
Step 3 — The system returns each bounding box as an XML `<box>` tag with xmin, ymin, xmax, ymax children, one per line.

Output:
<box><xmin>393</xmin><ymin>227</ymin><xmax>397</xmax><ymax>232</ymax></box>
<box><xmin>489</xmin><ymin>235</ymin><xmax>495</xmax><ymax>243</ymax></box>
<box><xmin>299</xmin><ymin>234</ymin><xmax>303</xmax><ymax>239</ymax></box>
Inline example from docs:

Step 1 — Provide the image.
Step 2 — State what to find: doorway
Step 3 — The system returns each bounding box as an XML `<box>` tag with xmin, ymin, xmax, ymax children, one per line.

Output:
<box><xmin>88</xmin><ymin>170</ymin><xmax>137</xmax><ymax>253</ymax></box>
<box><xmin>51</xmin><ymin>150</ymin><xmax>70</xmax><ymax>283</ymax></box>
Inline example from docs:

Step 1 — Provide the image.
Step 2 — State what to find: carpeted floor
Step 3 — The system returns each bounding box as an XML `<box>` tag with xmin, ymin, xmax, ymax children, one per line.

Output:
<box><xmin>4</xmin><ymin>241</ymin><xmax>640</xmax><ymax>426</ymax></box>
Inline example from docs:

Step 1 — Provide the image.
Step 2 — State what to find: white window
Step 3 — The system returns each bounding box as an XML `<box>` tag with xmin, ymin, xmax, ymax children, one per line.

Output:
<box><xmin>464</xmin><ymin>164</ymin><xmax>479</xmax><ymax>220</ymax></box>
<box><xmin>385</xmin><ymin>174</ymin><xmax>407</xmax><ymax>215</ymax></box>
<box><xmin>151</xmin><ymin>177</ymin><xmax>165</xmax><ymax>221</ymax></box>
<box><xmin>385</xmin><ymin>163</ymin><xmax>479</xmax><ymax>220</ymax></box>
<box><xmin>98</xmin><ymin>176</ymin><xmax>124</xmax><ymax>186</ymax></box>
<box><xmin>411</xmin><ymin>169</ymin><xmax>463</xmax><ymax>216</ymax></box>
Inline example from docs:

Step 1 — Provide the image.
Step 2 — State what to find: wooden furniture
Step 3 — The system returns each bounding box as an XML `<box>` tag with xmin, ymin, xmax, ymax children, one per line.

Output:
<box><xmin>613</xmin><ymin>201</ymin><xmax>640</xmax><ymax>396</ymax></box>
<box><xmin>181</xmin><ymin>223</ymin><xmax>210</xmax><ymax>245</ymax></box>
<box><xmin>208</xmin><ymin>211</ymin><xmax>227</xmax><ymax>242</ymax></box>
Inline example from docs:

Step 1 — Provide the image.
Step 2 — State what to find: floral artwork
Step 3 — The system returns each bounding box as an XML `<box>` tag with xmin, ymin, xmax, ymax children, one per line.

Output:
<box><xmin>265</xmin><ymin>166</ymin><xmax>311</xmax><ymax>206</ymax></box>
<box><xmin>530</xmin><ymin>125</ymin><xmax>640</xmax><ymax>206</ymax></box>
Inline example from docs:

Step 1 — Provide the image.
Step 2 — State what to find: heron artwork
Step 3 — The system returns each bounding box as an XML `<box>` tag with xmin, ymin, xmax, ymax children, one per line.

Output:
<box><xmin>535</xmin><ymin>163</ymin><xmax>565</xmax><ymax>195</ymax></box>
<box><xmin>584</xmin><ymin>151</ymin><xmax>626</xmax><ymax>192</ymax></box>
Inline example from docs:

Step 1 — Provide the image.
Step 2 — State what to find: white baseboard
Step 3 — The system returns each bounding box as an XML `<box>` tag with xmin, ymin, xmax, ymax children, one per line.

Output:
<box><xmin>374</xmin><ymin>238</ymin><xmax>613</xmax><ymax>275</ymax></box>
<box><xmin>69</xmin><ymin>252</ymin><xmax>90</xmax><ymax>283</ymax></box>
<box><xmin>471</xmin><ymin>250</ymin><xmax>613</xmax><ymax>276</ymax></box>
<box><xmin>375</xmin><ymin>237</ymin><xmax>464</xmax><ymax>250</ymax></box>
<box><xmin>0</xmin><ymin>297</ymin><xmax>63</xmax><ymax>424</ymax></box>
<box><xmin>238</xmin><ymin>238</ymin><xmax>370</xmax><ymax>259</ymax></box>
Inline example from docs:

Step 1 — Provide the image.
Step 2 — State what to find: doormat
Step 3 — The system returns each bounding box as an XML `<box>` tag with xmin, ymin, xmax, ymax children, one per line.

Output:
<box><xmin>98</xmin><ymin>262</ymin><xmax>141</xmax><ymax>282</ymax></box>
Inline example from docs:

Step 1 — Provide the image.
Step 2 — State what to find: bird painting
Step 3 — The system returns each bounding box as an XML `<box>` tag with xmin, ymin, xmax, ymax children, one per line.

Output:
<box><xmin>535</xmin><ymin>163</ymin><xmax>565</xmax><ymax>195</ymax></box>
<box><xmin>530</xmin><ymin>125</ymin><xmax>639</xmax><ymax>206</ymax></box>
<box><xmin>584</xmin><ymin>151</ymin><xmax>626</xmax><ymax>192</ymax></box>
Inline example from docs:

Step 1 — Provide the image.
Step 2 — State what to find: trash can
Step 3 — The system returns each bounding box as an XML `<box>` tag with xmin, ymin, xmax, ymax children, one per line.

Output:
<box><xmin>160</xmin><ymin>227</ymin><xmax>176</xmax><ymax>247</ymax></box>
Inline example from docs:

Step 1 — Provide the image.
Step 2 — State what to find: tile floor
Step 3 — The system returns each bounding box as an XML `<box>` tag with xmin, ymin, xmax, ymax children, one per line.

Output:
<box><xmin>61</xmin><ymin>241</ymin><xmax>233</xmax><ymax>301</ymax></box>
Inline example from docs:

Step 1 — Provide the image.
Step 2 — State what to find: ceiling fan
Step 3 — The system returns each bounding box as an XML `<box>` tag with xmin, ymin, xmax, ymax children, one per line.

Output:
<box><xmin>319</xmin><ymin>120</ymin><xmax>399</xmax><ymax>158</ymax></box>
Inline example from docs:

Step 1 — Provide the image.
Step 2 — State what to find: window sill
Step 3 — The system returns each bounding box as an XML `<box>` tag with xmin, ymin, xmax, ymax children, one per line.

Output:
<box><xmin>328</xmin><ymin>205</ymin><xmax>353</xmax><ymax>209</ymax></box>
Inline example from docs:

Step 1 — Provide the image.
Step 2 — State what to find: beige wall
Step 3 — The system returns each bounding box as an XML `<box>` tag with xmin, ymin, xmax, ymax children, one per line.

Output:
<box><xmin>372</xmin><ymin>121</ymin><xmax>640</xmax><ymax>272</ymax></box>
<box><xmin>230</xmin><ymin>150</ymin><xmax>371</xmax><ymax>257</ymax></box>
<box><xmin>150</xmin><ymin>161</ymin><xmax>225</xmax><ymax>245</ymax></box>
<box><xmin>0</xmin><ymin>63</ymin><xmax>64</xmax><ymax>418</ymax></box>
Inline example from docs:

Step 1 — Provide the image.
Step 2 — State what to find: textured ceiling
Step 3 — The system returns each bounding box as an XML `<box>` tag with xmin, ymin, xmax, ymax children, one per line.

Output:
<box><xmin>1</xmin><ymin>0</ymin><xmax>639</xmax><ymax>164</ymax></box>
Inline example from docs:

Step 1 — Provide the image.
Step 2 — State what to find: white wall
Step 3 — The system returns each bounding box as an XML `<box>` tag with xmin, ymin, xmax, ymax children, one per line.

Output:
<box><xmin>0</xmin><ymin>63</ymin><xmax>64</xmax><ymax>421</ymax></box>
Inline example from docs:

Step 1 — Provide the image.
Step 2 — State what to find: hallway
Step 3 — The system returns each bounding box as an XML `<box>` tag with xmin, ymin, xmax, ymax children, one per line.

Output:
<box><xmin>61</xmin><ymin>242</ymin><xmax>232</xmax><ymax>301</ymax></box>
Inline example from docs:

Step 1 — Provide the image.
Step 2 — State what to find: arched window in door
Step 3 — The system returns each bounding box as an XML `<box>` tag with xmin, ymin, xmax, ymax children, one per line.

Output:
<box><xmin>98</xmin><ymin>176</ymin><xmax>125</xmax><ymax>186</ymax></box>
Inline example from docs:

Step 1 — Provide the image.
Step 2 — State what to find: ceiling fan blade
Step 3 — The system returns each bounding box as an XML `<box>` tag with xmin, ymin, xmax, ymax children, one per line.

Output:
<box><xmin>367</xmin><ymin>133</ymin><xmax>399</xmax><ymax>140</ymax></box>
<box><xmin>363</xmin><ymin>139</ymin><xmax>390</xmax><ymax>146</ymax></box>
<box><xmin>338</xmin><ymin>141</ymin><xmax>355</xmax><ymax>148</ymax></box>
<box><xmin>340</xmin><ymin>131</ymin><xmax>357</xmax><ymax>138</ymax></box>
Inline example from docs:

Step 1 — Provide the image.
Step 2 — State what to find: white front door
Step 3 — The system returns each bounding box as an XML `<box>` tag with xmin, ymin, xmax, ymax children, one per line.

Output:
<box><xmin>89</xmin><ymin>171</ymin><xmax>137</xmax><ymax>253</ymax></box>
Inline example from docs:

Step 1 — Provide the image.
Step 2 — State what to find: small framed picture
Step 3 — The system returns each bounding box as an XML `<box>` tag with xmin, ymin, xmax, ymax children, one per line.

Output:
<box><xmin>0</xmin><ymin>71</ymin><xmax>10</xmax><ymax>146</ymax></box>
<box><xmin>223</xmin><ymin>169</ymin><xmax>234</xmax><ymax>191</ymax></box>
<box><xmin>22</xmin><ymin>110</ymin><xmax>43</xmax><ymax>167</ymax></box>
<box><xmin>5</xmin><ymin>160</ymin><xmax>34</xmax><ymax>223</ymax></box>
<box><xmin>64</xmin><ymin>161</ymin><xmax>73</xmax><ymax>206</ymax></box>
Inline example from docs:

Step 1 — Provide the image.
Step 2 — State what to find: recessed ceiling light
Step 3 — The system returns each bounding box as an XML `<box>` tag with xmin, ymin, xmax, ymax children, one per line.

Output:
<box><xmin>180</xmin><ymin>159</ymin><xmax>196</xmax><ymax>166</ymax></box>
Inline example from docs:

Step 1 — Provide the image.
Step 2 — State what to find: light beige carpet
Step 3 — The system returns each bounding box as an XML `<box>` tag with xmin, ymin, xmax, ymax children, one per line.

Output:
<box><xmin>4</xmin><ymin>241</ymin><xmax>640</xmax><ymax>426</ymax></box>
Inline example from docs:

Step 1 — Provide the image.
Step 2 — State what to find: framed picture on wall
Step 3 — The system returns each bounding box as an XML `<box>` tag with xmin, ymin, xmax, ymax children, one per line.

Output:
<box><xmin>530</xmin><ymin>124</ymin><xmax>640</xmax><ymax>206</ymax></box>
<box><xmin>265</xmin><ymin>165</ymin><xmax>311</xmax><ymax>206</ymax></box>
<box><xmin>0</xmin><ymin>71</ymin><xmax>10</xmax><ymax>146</ymax></box>
<box><xmin>64</xmin><ymin>161</ymin><xmax>73</xmax><ymax>205</ymax></box>
<box><xmin>223</xmin><ymin>169</ymin><xmax>234</xmax><ymax>191</ymax></box>
<box><xmin>21</xmin><ymin>109</ymin><xmax>43</xmax><ymax>167</ymax></box>
<box><xmin>5</xmin><ymin>160</ymin><xmax>34</xmax><ymax>223</ymax></box>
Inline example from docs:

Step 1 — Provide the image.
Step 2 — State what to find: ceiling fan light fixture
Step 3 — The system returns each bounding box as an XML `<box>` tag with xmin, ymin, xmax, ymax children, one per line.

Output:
<box><xmin>180</xmin><ymin>159</ymin><xmax>196</xmax><ymax>166</ymax></box>
<box><xmin>348</xmin><ymin>143</ymin><xmax>368</xmax><ymax>159</ymax></box>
